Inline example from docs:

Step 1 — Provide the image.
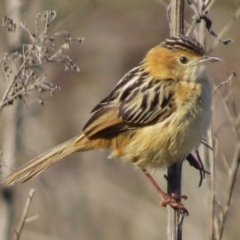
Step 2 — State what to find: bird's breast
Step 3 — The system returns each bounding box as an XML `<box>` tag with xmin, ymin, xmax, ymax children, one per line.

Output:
<box><xmin>121</xmin><ymin>80</ymin><xmax>212</xmax><ymax>169</ymax></box>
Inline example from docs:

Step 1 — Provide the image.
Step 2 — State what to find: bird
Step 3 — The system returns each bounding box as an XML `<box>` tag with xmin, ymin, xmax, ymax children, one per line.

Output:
<box><xmin>1</xmin><ymin>35</ymin><xmax>220</xmax><ymax>214</ymax></box>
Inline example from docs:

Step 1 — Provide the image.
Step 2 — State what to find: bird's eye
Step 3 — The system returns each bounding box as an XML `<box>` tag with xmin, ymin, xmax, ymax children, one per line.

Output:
<box><xmin>179</xmin><ymin>56</ymin><xmax>188</xmax><ymax>64</ymax></box>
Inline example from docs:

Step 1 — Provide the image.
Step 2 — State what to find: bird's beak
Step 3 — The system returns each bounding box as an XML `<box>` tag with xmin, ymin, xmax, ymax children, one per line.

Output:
<box><xmin>195</xmin><ymin>56</ymin><xmax>221</xmax><ymax>65</ymax></box>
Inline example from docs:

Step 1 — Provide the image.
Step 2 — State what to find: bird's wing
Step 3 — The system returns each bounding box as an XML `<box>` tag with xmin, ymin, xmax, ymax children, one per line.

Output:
<box><xmin>83</xmin><ymin>67</ymin><xmax>177</xmax><ymax>138</ymax></box>
<box><xmin>118</xmin><ymin>78</ymin><xmax>176</xmax><ymax>124</ymax></box>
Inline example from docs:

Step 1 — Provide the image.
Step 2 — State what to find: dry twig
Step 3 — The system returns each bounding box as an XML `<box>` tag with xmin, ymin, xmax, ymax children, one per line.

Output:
<box><xmin>15</xmin><ymin>189</ymin><xmax>37</xmax><ymax>240</ymax></box>
<box><xmin>210</xmin><ymin>71</ymin><xmax>240</xmax><ymax>239</ymax></box>
<box><xmin>0</xmin><ymin>11</ymin><xmax>83</xmax><ymax>111</ymax></box>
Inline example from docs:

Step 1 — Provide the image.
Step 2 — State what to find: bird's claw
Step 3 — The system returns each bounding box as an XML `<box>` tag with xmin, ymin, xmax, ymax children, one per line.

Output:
<box><xmin>160</xmin><ymin>193</ymin><xmax>189</xmax><ymax>216</ymax></box>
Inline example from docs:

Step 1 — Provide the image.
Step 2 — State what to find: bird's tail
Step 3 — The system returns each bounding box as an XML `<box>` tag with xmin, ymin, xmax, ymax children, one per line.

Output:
<box><xmin>2</xmin><ymin>134</ymin><xmax>93</xmax><ymax>187</ymax></box>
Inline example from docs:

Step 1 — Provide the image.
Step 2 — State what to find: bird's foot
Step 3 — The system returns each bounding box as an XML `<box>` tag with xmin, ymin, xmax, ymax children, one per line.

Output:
<box><xmin>160</xmin><ymin>193</ymin><xmax>189</xmax><ymax>216</ymax></box>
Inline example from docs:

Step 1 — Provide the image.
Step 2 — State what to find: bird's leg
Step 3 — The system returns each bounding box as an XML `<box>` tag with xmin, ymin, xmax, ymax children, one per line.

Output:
<box><xmin>141</xmin><ymin>168</ymin><xmax>189</xmax><ymax>215</ymax></box>
<box><xmin>186</xmin><ymin>152</ymin><xmax>210</xmax><ymax>187</ymax></box>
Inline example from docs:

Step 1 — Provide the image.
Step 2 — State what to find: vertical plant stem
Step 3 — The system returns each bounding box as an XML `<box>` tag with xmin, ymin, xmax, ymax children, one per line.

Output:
<box><xmin>167</xmin><ymin>163</ymin><xmax>183</xmax><ymax>240</ymax></box>
<box><xmin>0</xmin><ymin>1</ymin><xmax>22</xmax><ymax>240</ymax></box>
<box><xmin>206</xmin><ymin>128</ymin><xmax>216</xmax><ymax>240</ymax></box>
<box><xmin>167</xmin><ymin>1</ymin><xmax>184</xmax><ymax>240</ymax></box>
<box><xmin>170</xmin><ymin>0</ymin><xmax>184</xmax><ymax>36</ymax></box>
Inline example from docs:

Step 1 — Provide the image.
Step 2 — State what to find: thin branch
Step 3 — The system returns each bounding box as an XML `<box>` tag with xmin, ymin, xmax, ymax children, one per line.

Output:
<box><xmin>15</xmin><ymin>189</ymin><xmax>36</xmax><ymax>240</ymax></box>
<box><xmin>219</xmin><ymin>147</ymin><xmax>240</xmax><ymax>239</ymax></box>
<box><xmin>186</xmin><ymin>15</ymin><xmax>201</xmax><ymax>37</ymax></box>
<box><xmin>208</xmin><ymin>6</ymin><xmax>240</xmax><ymax>53</ymax></box>
<box><xmin>0</xmin><ymin>11</ymin><xmax>82</xmax><ymax>111</ymax></box>
<box><xmin>219</xmin><ymin>145</ymin><xmax>230</xmax><ymax>171</ymax></box>
<box><xmin>212</xmin><ymin>72</ymin><xmax>236</xmax><ymax>95</ymax></box>
<box><xmin>25</xmin><ymin>212</ymin><xmax>40</xmax><ymax>223</ymax></box>
<box><xmin>0</xmin><ymin>51</ymin><xmax>32</xmax><ymax>110</ymax></box>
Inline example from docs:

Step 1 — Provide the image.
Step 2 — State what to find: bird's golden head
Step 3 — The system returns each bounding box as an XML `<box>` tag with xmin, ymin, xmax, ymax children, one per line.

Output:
<box><xmin>143</xmin><ymin>36</ymin><xmax>220</xmax><ymax>82</ymax></box>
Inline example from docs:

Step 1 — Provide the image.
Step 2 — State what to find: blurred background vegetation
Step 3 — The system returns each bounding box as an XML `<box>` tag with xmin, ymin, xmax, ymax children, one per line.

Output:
<box><xmin>0</xmin><ymin>0</ymin><xmax>239</xmax><ymax>239</ymax></box>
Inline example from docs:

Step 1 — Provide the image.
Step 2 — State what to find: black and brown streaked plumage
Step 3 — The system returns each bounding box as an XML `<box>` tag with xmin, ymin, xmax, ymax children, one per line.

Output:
<box><xmin>2</xmin><ymin>35</ymin><xmax>220</xmax><ymax>213</ymax></box>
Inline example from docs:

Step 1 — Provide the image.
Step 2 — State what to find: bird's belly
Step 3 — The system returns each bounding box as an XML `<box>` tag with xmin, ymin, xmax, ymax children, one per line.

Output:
<box><xmin>122</xmin><ymin>104</ymin><xmax>211</xmax><ymax>169</ymax></box>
